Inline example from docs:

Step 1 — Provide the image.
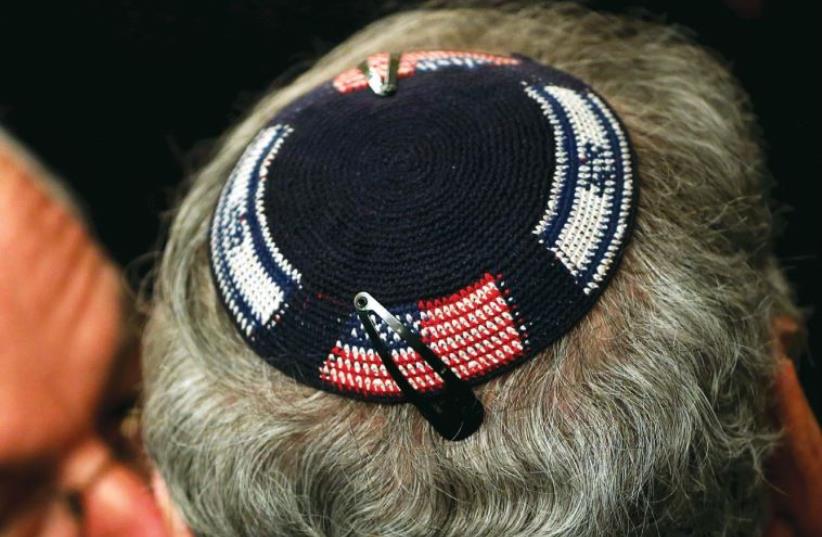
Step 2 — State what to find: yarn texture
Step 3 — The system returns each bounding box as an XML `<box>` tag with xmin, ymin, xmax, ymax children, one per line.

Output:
<box><xmin>209</xmin><ymin>50</ymin><xmax>637</xmax><ymax>402</ymax></box>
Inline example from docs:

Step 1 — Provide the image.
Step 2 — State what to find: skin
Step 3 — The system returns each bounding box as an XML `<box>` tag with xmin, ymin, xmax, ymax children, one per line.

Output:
<box><xmin>0</xmin><ymin>147</ymin><xmax>121</xmax><ymax>464</ymax></box>
<box><xmin>0</xmin><ymin>143</ymin><xmax>166</xmax><ymax>537</ymax></box>
<box><xmin>0</xmin><ymin>139</ymin><xmax>817</xmax><ymax>537</ymax></box>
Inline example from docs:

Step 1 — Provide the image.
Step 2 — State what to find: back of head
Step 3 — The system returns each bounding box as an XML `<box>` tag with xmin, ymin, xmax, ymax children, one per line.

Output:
<box><xmin>142</xmin><ymin>3</ymin><xmax>797</xmax><ymax>536</ymax></box>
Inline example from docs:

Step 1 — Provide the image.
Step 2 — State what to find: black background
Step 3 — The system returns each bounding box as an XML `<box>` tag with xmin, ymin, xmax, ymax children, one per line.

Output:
<box><xmin>1</xmin><ymin>1</ymin><xmax>819</xmax><ymax>417</ymax></box>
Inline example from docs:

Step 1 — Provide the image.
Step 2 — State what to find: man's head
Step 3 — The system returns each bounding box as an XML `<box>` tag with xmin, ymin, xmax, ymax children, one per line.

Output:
<box><xmin>142</xmin><ymin>3</ymin><xmax>798</xmax><ymax>536</ymax></box>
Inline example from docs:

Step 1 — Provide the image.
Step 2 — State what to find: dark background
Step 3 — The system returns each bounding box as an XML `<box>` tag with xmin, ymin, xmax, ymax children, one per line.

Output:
<box><xmin>1</xmin><ymin>0</ymin><xmax>819</xmax><ymax>416</ymax></box>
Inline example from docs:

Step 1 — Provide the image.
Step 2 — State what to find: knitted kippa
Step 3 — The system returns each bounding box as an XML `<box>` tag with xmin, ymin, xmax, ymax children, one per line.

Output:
<box><xmin>209</xmin><ymin>50</ymin><xmax>637</xmax><ymax>438</ymax></box>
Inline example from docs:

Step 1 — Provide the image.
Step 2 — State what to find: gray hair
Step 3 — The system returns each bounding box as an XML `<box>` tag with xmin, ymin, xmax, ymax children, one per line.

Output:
<box><xmin>141</xmin><ymin>3</ymin><xmax>798</xmax><ymax>536</ymax></box>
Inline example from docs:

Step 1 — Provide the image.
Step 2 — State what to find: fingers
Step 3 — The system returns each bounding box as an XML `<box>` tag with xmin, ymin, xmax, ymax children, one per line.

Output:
<box><xmin>36</xmin><ymin>500</ymin><xmax>81</xmax><ymax>537</ymax></box>
<box><xmin>82</xmin><ymin>462</ymin><xmax>169</xmax><ymax>537</ymax></box>
<box><xmin>0</xmin><ymin>499</ymin><xmax>79</xmax><ymax>537</ymax></box>
<box><xmin>58</xmin><ymin>437</ymin><xmax>170</xmax><ymax>537</ymax></box>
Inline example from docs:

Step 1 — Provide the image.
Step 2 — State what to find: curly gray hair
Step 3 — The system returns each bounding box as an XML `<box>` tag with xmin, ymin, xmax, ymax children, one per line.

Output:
<box><xmin>141</xmin><ymin>3</ymin><xmax>798</xmax><ymax>536</ymax></box>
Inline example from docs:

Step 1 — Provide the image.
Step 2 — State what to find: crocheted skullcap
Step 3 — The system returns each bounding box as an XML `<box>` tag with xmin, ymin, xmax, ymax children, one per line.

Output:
<box><xmin>209</xmin><ymin>50</ymin><xmax>637</xmax><ymax>404</ymax></box>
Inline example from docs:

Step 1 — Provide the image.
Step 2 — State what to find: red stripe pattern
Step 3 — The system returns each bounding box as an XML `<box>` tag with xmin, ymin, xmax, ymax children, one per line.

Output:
<box><xmin>319</xmin><ymin>273</ymin><xmax>525</xmax><ymax>398</ymax></box>
<box><xmin>332</xmin><ymin>50</ymin><xmax>521</xmax><ymax>94</ymax></box>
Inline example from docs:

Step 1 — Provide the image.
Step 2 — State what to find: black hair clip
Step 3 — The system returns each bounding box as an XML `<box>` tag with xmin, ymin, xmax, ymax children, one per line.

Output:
<box><xmin>353</xmin><ymin>291</ymin><xmax>484</xmax><ymax>441</ymax></box>
<box><xmin>358</xmin><ymin>52</ymin><xmax>400</xmax><ymax>96</ymax></box>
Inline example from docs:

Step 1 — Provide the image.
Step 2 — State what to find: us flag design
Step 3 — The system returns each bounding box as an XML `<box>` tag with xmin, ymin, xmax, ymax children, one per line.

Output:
<box><xmin>319</xmin><ymin>273</ymin><xmax>526</xmax><ymax>397</ymax></box>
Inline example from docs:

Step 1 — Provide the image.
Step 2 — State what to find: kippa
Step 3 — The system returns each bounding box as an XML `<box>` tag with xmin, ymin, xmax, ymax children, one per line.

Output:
<box><xmin>209</xmin><ymin>50</ymin><xmax>637</xmax><ymax>439</ymax></box>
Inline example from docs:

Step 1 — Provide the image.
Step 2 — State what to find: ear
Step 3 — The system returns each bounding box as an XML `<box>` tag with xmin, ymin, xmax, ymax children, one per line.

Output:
<box><xmin>151</xmin><ymin>469</ymin><xmax>196</xmax><ymax>537</ymax></box>
<box><xmin>764</xmin><ymin>316</ymin><xmax>822</xmax><ymax>537</ymax></box>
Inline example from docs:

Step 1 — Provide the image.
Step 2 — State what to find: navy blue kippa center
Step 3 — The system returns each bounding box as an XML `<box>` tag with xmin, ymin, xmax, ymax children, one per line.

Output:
<box><xmin>209</xmin><ymin>51</ymin><xmax>637</xmax><ymax>402</ymax></box>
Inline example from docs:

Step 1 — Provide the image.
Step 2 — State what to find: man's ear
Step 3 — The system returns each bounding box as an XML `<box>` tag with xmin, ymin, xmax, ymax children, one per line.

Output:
<box><xmin>764</xmin><ymin>316</ymin><xmax>822</xmax><ymax>537</ymax></box>
<box><xmin>151</xmin><ymin>469</ymin><xmax>195</xmax><ymax>537</ymax></box>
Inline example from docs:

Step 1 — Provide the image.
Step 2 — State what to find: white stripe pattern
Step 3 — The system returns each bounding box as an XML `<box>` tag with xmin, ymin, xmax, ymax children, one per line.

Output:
<box><xmin>211</xmin><ymin>124</ymin><xmax>302</xmax><ymax>335</ymax></box>
<box><xmin>525</xmin><ymin>84</ymin><xmax>634</xmax><ymax>295</ymax></box>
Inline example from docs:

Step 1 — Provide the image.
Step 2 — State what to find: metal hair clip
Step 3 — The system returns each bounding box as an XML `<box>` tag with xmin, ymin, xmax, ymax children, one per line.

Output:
<box><xmin>358</xmin><ymin>52</ymin><xmax>400</xmax><ymax>96</ymax></box>
<box><xmin>353</xmin><ymin>291</ymin><xmax>484</xmax><ymax>441</ymax></box>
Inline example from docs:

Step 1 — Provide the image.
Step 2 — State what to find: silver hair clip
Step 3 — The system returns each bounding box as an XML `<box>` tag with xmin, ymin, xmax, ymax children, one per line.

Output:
<box><xmin>358</xmin><ymin>52</ymin><xmax>400</xmax><ymax>96</ymax></box>
<box><xmin>354</xmin><ymin>291</ymin><xmax>484</xmax><ymax>441</ymax></box>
